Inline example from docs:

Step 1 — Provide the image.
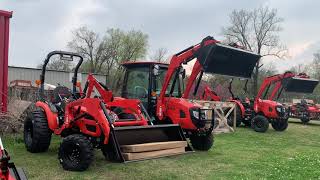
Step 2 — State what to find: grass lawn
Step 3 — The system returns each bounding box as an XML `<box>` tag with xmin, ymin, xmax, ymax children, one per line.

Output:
<box><xmin>2</xmin><ymin>119</ymin><xmax>320</xmax><ymax>180</ymax></box>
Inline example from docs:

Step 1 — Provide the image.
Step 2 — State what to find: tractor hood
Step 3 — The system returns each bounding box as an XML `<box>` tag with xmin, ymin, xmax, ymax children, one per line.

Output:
<box><xmin>283</xmin><ymin>77</ymin><xmax>319</xmax><ymax>93</ymax></box>
<box><xmin>196</xmin><ymin>43</ymin><xmax>261</xmax><ymax>78</ymax></box>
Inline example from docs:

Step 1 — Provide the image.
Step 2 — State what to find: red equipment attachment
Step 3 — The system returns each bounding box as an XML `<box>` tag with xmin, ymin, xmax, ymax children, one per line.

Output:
<box><xmin>0</xmin><ymin>138</ymin><xmax>27</xmax><ymax>180</ymax></box>
<box><xmin>24</xmin><ymin>51</ymin><xmax>191</xmax><ymax>171</ymax></box>
<box><xmin>122</xmin><ymin>36</ymin><xmax>261</xmax><ymax>150</ymax></box>
<box><xmin>0</xmin><ymin>10</ymin><xmax>12</xmax><ymax>113</ymax></box>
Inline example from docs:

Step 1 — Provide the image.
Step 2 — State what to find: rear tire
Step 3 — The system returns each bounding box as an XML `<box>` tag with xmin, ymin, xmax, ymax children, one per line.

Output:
<box><xmin>58</xmin><ymin>134</ymin><xmax>94</xmax><ymax>171</ymax></box>
<box><xmin>226</xmin><ymin>107</ymin><xmax>242</xmax><ymax>127</ymax></box>
<box><xmin>190</xmin><ymin>133</ymin><xmax>214</xmax><ymax>151</ymax></box>
<box><xmin>251</xmin><ymin>115</ymin><xmax>269</xmax><ymax>133</ymax></box>
<box><xmin>24</xmin><ymin>108</ymin><xmax>52</xmax><ymax>153</ymax></box>
<box><xmin>271</xmin><ymin>119</ymin><xmax>288</xmax><ymax>131</ymax></box>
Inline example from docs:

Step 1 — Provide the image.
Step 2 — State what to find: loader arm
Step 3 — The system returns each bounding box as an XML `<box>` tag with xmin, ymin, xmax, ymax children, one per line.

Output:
<box><xmin>256</xmin><ymin>71</ymin><xmax>295</xmax><ymax>101</ymax></box>
<box><xmin>157</xmin><ymin>37</ymin><xmax>219</xmax><ymax>119</ymax></box>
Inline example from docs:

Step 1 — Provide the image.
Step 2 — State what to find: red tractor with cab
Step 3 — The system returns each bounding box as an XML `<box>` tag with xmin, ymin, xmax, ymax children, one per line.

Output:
<box><xmin>24</xmin><ymin>51</ymin><xmax>190</xmax><ymax>171</ymax></box>
<box><xmin>121</xmin><ymin>36</ymin><xmax>260</xmax><ymax>150</ymax></box>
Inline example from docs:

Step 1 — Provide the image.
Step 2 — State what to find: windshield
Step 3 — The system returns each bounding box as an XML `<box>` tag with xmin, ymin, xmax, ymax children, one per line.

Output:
<box><xmin>155</xmin><ymin>67</ymin><xmax>184</xmax><ymax>97</ymax></box>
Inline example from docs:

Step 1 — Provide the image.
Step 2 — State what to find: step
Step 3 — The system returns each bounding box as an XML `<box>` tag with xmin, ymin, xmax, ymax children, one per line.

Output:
<box><xmin>120</xmin><ymin>141</ymin><xmax>187</xmax><ymax>153</ymax></box>
<box><xmin>122</xmin><ymin>147</ymin><xmax>185</xmax><ymax>161</ymax></box>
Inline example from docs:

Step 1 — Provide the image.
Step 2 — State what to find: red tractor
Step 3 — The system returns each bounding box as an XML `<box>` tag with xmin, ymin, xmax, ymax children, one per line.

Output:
<box><xmin>289</xmin><ymin>99</ymin><xmax>320</xmax><ymax>123</ymax></box>
<box><xmin>24</xmin><ymin>51</ymin><xmax>190</xmax><ymax>171</ymax></box>
<box><xmin>121</xmin><ymin>36</ymin><xmax>260</xmax><ymax>150</ymax></box>
<box><xmin>0</xmin><ymin>138</ymin><xmax>27</xmax><ymax>180</ymax></box>
<box><xmin>229</xmin><ymin>72</ymin><xmax>318</xmax><ymax>132</ymax></box>
<box><xmin>199</xmin><ymin>72</ymin><xmax>318</xmax><ymax>132</ymax></box>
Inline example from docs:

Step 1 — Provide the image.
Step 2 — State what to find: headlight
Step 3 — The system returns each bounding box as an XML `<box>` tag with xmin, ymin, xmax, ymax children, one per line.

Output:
<box><xmin>276</xmin><ymin>106</ymin><xmax>284</xmax><ymax>113</ymax></box>
<box><xmin>192</xmin><ymin>110</ymin><xmax>200</xmax><ymax>119</ymax></box>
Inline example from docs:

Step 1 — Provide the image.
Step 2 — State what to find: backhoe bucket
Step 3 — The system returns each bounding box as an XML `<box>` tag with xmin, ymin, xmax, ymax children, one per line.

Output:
<box><xmin>108</xmin><ymin>124</ymin><xmax>193</xmax><ymax>162</ymax></box>
<box><xmin>196</xmin><ymin>43</ymin><xmax>261</xmax><ymax>78</ymax></box>
<box><xmin>283</xmin><ymin>77</ymin><xmax>319</xmax><ymax>93</ymax></box>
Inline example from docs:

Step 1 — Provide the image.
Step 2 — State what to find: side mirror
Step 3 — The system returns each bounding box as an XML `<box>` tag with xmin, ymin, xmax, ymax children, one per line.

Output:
<box><xmin>153</xmin><ymin>65</ymin><xmax>160</xmax><ymax>76</ymax></box>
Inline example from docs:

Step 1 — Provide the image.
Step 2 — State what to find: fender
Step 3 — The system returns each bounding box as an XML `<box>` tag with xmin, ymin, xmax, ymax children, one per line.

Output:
<box><xmin>229</xmin><ymin>100</ymin><xmax>245</xmax><ymax>118</ymax></box>
<box><xmin>35</xmin><ymin>101</ymin><xmax>58</xmax><ymax>130</ymax></box>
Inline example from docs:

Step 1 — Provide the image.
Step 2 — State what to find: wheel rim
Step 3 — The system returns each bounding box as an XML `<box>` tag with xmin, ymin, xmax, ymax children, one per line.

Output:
<box><xmin>255</xmin><ymin>119</ymin><xmax>263</xmax><ymax>128</ymax></box>
<box><xmin>64</xmin><ymin>143</ymin><xmax>81</xmax><ymax>165</ymax></box>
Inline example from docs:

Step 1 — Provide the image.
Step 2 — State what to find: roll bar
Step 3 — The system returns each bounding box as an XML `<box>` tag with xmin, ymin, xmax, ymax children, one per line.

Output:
<box><xmin>39</xmin><ymin>51</ymin><xmax>84</xmax><ymax>99</ymax></box>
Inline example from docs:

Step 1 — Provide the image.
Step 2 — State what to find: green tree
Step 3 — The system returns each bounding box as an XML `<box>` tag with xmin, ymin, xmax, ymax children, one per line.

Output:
<box><xmin>67</xmin><ymin>26</ymin><xmax>148</xmax><ymax>92</ymax></box>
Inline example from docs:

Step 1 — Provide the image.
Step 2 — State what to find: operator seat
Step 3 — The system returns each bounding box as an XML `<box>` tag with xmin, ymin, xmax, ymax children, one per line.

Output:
<box><xmin>52</xmin><ymin>86</ymin><xmax>72</xmax><ymax>104</ymax></box>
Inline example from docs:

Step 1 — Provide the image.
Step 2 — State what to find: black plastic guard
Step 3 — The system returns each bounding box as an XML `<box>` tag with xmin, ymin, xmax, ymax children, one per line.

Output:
<box><xmin>196</xmin><ymin>43</ymin><xmax>261</xmax><ymax>78</ymax></box>
<box><xmin>283</xmin><ymin>77</ymin><xmax>319</xmax><ymax>93</ymax></box>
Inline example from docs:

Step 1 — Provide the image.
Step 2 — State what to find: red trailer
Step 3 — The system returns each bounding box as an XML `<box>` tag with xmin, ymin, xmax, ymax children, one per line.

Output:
<box><xmin>0</xmin><ymin>10</ymin><xmax>12</xmax><ymax>113</ymax></box>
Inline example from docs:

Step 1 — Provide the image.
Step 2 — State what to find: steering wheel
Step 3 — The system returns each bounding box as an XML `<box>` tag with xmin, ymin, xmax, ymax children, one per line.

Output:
<box><xmin>134</xmin><ymin>86</ymin><xmax>148</xmax><ymax>98</ymax></box>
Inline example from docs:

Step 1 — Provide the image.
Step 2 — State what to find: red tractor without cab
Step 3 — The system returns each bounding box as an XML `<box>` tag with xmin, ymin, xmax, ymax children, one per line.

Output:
<box><xmin>230</xmin><ymin>72</ymin><xmax>318</xmax><ymax>132</ymax></box>
<box><xmin>121</xmin><ymin>36</ymin><xmax>260</xmax><ymax>150</ymax></box>
<box><xmin>289</xmin><ymin>99</ymin><xmax>320</xmax><ymax>123</ymax></box>
<box><xmin>24</xmin><ymin>51</ymin><xmax>190</xmax><ymax>171</ymax></box>
<box><xmin>200</xmin><ymin>72</ymin><xmax>318</xmax><ymax>132</ymax></box>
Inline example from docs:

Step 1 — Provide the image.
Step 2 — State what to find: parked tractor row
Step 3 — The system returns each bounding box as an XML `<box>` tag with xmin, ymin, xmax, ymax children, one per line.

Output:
<box><xmin>21</xmin><ymin>35</ymin><xmax>320</xmax><ymax>173</ymax></box>
<box><xmin>23</xmin><ymin>37</ymin><xmax>261</xmax><ymax>171</ymax></box>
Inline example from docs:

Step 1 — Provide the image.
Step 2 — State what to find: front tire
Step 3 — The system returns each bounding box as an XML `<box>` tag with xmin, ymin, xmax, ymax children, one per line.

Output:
<box><xmin>58</xmin><ymin>134</ymin><xmax>94</xmax><ymax>171</ymax></box>
<box><xmin>24</xmin><ymin>108</ymin><xmax>52</xmax><ymax>153</ymax></box>
<box><xmin>300</xmin><ymin>113</ymin><xmax>310</xmax><ymax>124</ymax></box>
<box><xmin>271</xmin><ymin>119</ymin><xmax>288</xmax><ymax>131</ymax></box>
<box><xmin>190</xmin><ymin>133</ymin><xmax>214</xmax><ymax>151</ymax></box>
<box><xmin>251</xmin><ymin>115</ymin><xmax>269</xmax><ymax>133</ymax></box>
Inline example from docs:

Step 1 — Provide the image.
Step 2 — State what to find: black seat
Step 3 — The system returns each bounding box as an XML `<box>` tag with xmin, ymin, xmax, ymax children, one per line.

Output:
<box><xmin>52</xmin><ymin>86</ymin><xmax>72</xmax><ymax>104</ymax></box>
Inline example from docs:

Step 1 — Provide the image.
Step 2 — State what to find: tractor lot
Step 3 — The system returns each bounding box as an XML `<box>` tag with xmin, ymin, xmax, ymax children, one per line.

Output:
<box><xmin>3</xmin><ymin>119</ymin><xmax>320</xmax><ymax>180</ymax></box>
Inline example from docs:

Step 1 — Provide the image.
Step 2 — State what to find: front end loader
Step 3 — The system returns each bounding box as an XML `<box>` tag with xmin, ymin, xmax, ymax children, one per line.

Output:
<box><xmin>0</xmin><ymin>138</ymin><xmax>27</xmax><ymax>180</ymax></box>
<box><xmin>121</xmin><ymin>36</ymin><xmax>261</xmax><ymax>151</ymax></box>
<box><xmin>24</xmin><ymin>51</ymin><xmax>191</xmax><ymax>171</ymax></box>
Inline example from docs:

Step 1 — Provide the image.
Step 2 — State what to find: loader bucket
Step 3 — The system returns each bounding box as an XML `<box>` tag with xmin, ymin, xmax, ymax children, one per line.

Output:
<box><xmin>283</xmin><ymin>77</ymin><xmax>319</xmax><ymax>93</ymax></box>
<box><xmin>108</xmin><ymin>124</ymin><xmax>193</xmax><ymax>162</ymax></box>
<box><xmin>196</xmin><ymin>43</ymin><xmax>261</xmax><ymax>78</ymax></box>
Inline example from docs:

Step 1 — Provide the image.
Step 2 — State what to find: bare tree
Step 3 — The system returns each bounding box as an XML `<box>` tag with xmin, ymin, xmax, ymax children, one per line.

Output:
<box><xmin>36</xmin><ymin>57</ymin><xmax>71</xmax><ymax>71</ymax></box>
<box><xmin>151</xmin><ymin>48</ymin><xmax>168</xmax><ymax>63</ymax></box>
<box><xmin>67</xmin><ymin>26</ymin><xmax>106</xmax><ymax>73</ymax></box>
<box><xmin>222</xmin><ymin>6</ymin><xmax>287</xmax><ymax>95</ymax></box>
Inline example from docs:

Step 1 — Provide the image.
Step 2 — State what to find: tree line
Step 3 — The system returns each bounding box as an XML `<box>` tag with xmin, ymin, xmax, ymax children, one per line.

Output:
<box><xmin>38</xmin><ymin>6</ymin><xmax>319</xmax><ymax>100</ymax></box>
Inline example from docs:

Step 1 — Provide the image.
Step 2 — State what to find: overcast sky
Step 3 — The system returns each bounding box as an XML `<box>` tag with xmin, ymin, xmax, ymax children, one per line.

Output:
<box><xmin>1</xmin><ymin>0</ymin><xmax>319</xmax><ymax>72</ymax></box>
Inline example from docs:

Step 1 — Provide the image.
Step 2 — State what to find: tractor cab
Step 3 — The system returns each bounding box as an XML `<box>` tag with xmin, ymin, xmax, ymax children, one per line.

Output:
<box><xmin>121</xmin><ymin>62</ymin><xmax>184</xmax><ymax>117</ymax></box>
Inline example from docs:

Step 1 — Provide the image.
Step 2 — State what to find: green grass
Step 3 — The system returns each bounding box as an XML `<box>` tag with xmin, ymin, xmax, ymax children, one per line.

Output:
<box><xmin>3</xmin><ymin>119</ymin><xmax>320</xmax><ymax>180</ymax></box>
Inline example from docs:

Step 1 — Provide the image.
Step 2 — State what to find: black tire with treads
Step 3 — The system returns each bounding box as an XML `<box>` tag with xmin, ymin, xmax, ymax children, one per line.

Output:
<box><xmin>190</xmin><ymin>133</ymin><xmax>214</xmax><ymax>151</ymax></box>
<box><xmin>24</xmin><ymin>108</ymin><xmax>52</xmax><ymax>153</ymax></box>
<box><xmin>271</xmin><ymin>119</ymin><xmax>288</xmax><ymax>131</ymax></box>
<box><xmin>58</xmin><ymin>134</ymin><xmax>94</xmax><ymax>171</ymax></box>
<box><xmin>251</xmin><ymin>115</ymin><xmax>269</xmax><ymax>133</ymax></box>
